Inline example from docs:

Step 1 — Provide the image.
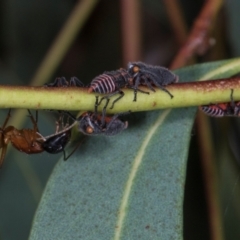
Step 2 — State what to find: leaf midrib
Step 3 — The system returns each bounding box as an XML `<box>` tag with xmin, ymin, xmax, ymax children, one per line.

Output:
<box><xmin>113</xmin><ymin>109</ymin><xmax>171</xmax><ymax>240</ymax></box>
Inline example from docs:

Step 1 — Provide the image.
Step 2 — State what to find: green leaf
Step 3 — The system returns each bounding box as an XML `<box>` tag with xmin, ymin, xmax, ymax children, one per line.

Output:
<box><xmin>30</xmin><ymin>59</ymin><xmax>240</xmax><ymax>239</ymax></box>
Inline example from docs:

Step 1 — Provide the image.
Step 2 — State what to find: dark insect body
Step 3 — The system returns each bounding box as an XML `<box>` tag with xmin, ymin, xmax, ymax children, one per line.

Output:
<box><xmin>88</xmin><ymin>69</ymin><xmax>132</xmax><ymax>109</ymax></box>
<box><xmin>40</xmin><ymin>114</ymin><xmax>79</xmax><ymax>161</ymax></box>
<box><xmin>42</xmin><ymin>130</ymin><xmax>72</xmax><ymax>161</ymax></box>
<box><xmin>44</xmin><ymin>77</ymin><xmax>84</xmax><ymax>159</ymax></box>
<box><xmin>0</xmin><ymin>110</ymin><xmax>78</xmax><ymax>168</ymax></box>
<box><xmin>127</xmin><ymin>62</ymin><xmax>179</xmax><ymax>101</ymax></box>
<box><xmin>88</xmin><ymin>62</ymin><xmax>178</xmax><ymax>109</ymax></box>
<box><xmin>78</xmin><ymin>111</ymin><xmax>128</xmax><ymax>136</ymax></box>
<box><xmin>200</xmin><ymin>89</ymin><xmax>240</xmax><ymax>117</ymax></box>
<box><xmin>0</xmin><ymin>109</ymin><xmax>44</xmax><ymax>168</ymax></box>
<box><xmin>45</xmin><ymin>76</ymin><xmax>84</xmax><ymax>87</ymax></box>
<box><xmin>200</xmin><ymin>103</ymin><xmax>228</xmax><ymax>117</ymax></box>
<box><xmin>67</xmin><ymin>96</ymin><xmax>128</xmax><ymax>136</ymax></box>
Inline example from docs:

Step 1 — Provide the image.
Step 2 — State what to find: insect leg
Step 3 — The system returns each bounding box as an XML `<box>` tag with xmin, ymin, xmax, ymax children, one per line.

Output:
<box><xmin>230</xmin><ymin>89</ymin><xmax>235</xmax><ymax>108</ymax></box>
<box><xmin>107</xmin><ymin>91</ymin><xmax>124</xmax><ymax>109</ymax></box>
<box><xmin>44</xmin><ymin>77</ymin><xmax>68</xmax><ymax>87</ymax></box>
<box><xmin>0</xmin><ymin>143</ymin><xmax>8</xmax><ymax>169</ymax></box>
<box><xmin>128</xmin><ymin>76</ymin><xmax>150</xmax><ymax>101</ymax></box>
<box><xmin>69</xmin><ymin>77</ymin><xmax>84</xmax><ymax>87</ymax></box>
<box><xmin>97</xmin><ymin>90</ymin><xmax>124</xmax><ymax>109</ymax></box>
<box><xmin>133</xmin><ymin>76</ymin><xmax>141</xmax><ymax>101</ymax></box>
<box><xmin>62</xmin><ymin>111</ymin><xmax>77</xmax><ymax>121</ymax></box>
<box><xmin>229</xmin><ymin>89</ymin><xmax>240</xmax><ymax>116</ymax></box>
<box><xmin>2</xmin><ymin>109</ymin><xmax>12</xmax><ymax>129</ymax></box>
<box><xmin>27</xmin><ymin>109</ymin><xmax>39</xmax><ymax>132</ymax></box>
<box><xmin>142</xmin><ymin>74</ymin><xmax>174</xmax><ymax>99</ymax></box>
<box><xmin>95</xmin><ymin>96</ymin><xmax>109</xmax><ymax>126</ymax></box>
<box><xmin>0</xmin><ymin>109</ymin><xmax>13</xmax><ymax>168</ymax></box>
<box><xmin>94</xmin><ymin>96</ymin><xmax>100</xmax><ymax>114</ymax></box>
<box><xmin>155</xmin><ymin>85</ymin><xmax>174</xmax><ymax>98</ymax></box>
<box><xmin>101</xmin><ymin>98</ymin><xmax>110</xmax><ymax>126</ymax></box>
<box><xmin>63</xmin><ymin>137</ymin><xmax>85</xmax><ymax>161</ymax></box>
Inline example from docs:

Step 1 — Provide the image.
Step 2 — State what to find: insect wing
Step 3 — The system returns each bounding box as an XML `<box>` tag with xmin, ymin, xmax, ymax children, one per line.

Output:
<box><xmin>104</xmin><ymin>119</ymin><xmax>128</xmax><ymax>136</ymax></box>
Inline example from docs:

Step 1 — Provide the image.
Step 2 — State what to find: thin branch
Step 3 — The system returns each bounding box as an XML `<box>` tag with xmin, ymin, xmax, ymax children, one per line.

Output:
<box><xmin>197</xmin><ymin>112</ymin><xmax>224</xmax><ymax>240</ymax></box>
<box><xmin>170</xmin><ymin>0</ymin><xmax>223</xmax><ymax>69</ymax></box>
<box><xmin>8</xmin><ymin>0</ymin><xmax>99</xmax><ymax>132</ymax></box>
<box><xmin>163</xmin><ymin>0</ymin><xmax>188</xmax><ymax>46</ymax></box>
<box><xmin>1</xmin><ymin>77</ymin><xmax>240</xmax><ymax>113</ymax></box>
<box><xmin>120</xmin><ymin>0</ymin><xmax>142</xmax><ymax>64</ymax></box>
<box><xmin>168</xmin><ymin>1</ymin><xmax>224</xmax><ymax>239</ymax></box>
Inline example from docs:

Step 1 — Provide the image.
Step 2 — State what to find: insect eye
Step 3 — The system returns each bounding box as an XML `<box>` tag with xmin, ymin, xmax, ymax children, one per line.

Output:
<box><xmin>86</xmin><ymin>126</ymin><xmax>94</xmax><ymax>134</ymax></box>
<box><xmin>132</xmin><ymin>66</ymin><xmax>140</xmax><ymax>73</ymax></box>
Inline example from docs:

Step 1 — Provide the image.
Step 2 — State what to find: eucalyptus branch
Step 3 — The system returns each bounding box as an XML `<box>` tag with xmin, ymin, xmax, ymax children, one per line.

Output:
<box><xmin>1</xmin><ymin>77</ymin><xmax>240</xmax><ymax>114</ymax></box>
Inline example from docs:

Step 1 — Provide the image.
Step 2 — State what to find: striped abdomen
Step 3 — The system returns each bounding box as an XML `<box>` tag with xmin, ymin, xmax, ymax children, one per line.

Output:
<box><xmin>88</xmin><ymin>74</ymin><xmax>116</xmax><ymax>93</ymax></box>
<box><xmin>200</xmin><ymin>104</ymin><xmax>226</xmax><ymax>117</ymax></box>
<box><xmin>88</xmin><ymin>69</ymin><xmax>130</xmax><ymax>94</ymax></box>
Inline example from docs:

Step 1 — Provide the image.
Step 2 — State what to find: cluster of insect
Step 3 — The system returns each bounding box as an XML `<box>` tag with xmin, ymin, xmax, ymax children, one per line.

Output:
<box><xmin>0</xmin><ymin>62</ymin><xmax>179</xmax><ymax>168</ymax></box>
<box><xmin>200</xmin><ymin>89</ymin><xmax>240</xmax><ymax>117</ymax></box>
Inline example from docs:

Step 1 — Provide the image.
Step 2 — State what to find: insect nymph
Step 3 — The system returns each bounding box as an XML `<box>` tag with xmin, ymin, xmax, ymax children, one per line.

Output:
<box><xmin>200</xmin><ymin>89</ymin><xmax>240</xmax><ymax>117</ymax></box>
<box><xmin>127</xmin><ymin>62</ymin><xmax>178</xmax><ymax>101</ymax></box>
<box><xmin>79</xmin><ymin>96</ymin><xmax>128</xmax><ymax>136</ymax></box>
<box><xmin>67</xmin><ymin>96</ymin><xmax>128</xmax><ymax>136</ymax></box>
<box><xmin>88</xmin><ymin>68</ymin><xmax>132</xmax><ymax>109</ymax></box>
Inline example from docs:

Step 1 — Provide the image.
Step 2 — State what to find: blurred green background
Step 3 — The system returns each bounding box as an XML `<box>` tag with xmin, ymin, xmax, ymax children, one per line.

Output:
<box><xmin>0</xmin><ymin>0</ymin><xmax>240</xmax><ymax>239</ymax></box>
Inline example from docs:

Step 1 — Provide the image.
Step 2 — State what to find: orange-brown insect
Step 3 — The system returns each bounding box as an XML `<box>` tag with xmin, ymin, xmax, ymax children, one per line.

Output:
<box><xmin>0</xmin><ymin>109</ymin><xmax>44</xmax><ymax>168</ymax></box>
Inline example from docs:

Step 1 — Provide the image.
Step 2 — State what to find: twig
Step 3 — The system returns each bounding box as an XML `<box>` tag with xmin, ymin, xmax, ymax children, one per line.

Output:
<box><xmin>196</xmin><ymin>112</ymin><xmax>224</xmax><ymax>240</ymax></box>
<box><xmin>170</xmin><ymin>0</ymin><xmax>223</xmax><ymax>69</ymax></box>
<box><xmin>1</xmin><ymin>77</ymin><xmax>240</xmax><ymax>113</ymax></box>
<box><xmin>163</xmin><ymin>0</ymin><xmax>188</xmax><ymax>46</ymax></box>
<box><xmin>8</xmin><ymin>0</ymin><xmax>99</xmax><ymax>134</ymax></box>
<box><xmin>168</xmin><ymin>1</ymin><xmax>225</xmax><ymax>239</ymax></box>
<box><xmin>120</xmin><ymin>0</ymin><xmax>142</xmax><ymax>65</ymax></box>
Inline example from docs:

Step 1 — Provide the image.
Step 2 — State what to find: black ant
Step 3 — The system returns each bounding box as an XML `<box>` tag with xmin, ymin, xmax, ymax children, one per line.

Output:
<box><xmin>40</xmin><ymin>115</ymin><xmax>79</xmax><ymax>161</ymax></box>
<box><xmin>0</xmin><ymin>110</ymin><xmax>79</xmax><ymax>168</ymax></box>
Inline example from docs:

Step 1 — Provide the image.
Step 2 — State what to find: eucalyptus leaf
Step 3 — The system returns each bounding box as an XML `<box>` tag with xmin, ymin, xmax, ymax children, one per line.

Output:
<box><xmin>30</xmin><ymin>59</ymin><xmax>240</xmax><ymax>239</ymax></box>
